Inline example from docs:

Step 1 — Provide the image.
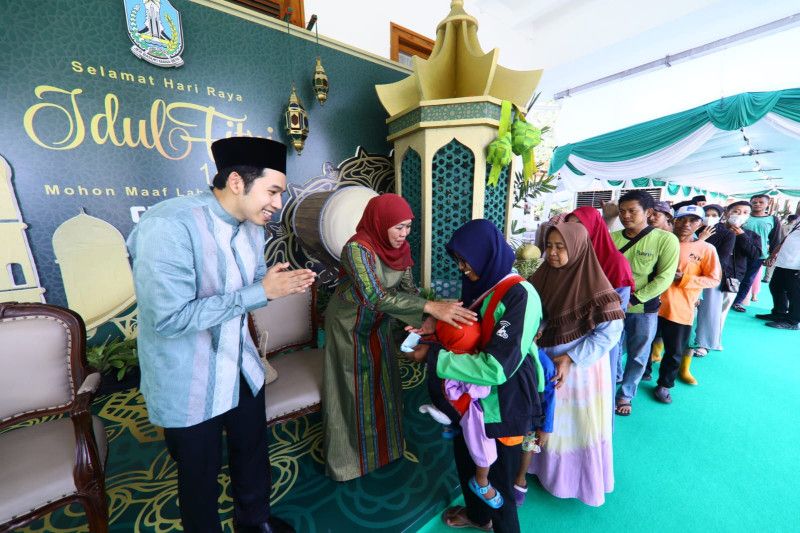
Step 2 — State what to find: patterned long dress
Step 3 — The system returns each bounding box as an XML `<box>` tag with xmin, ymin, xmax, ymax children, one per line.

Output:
<box><xmin>527</xmin><ymin>319</ymin><xmax>623</xmax><ymax>506</ymax></box>
<box><xmin>322</xmin><ymin>242</ymin><xmax>426</xmax><ymax>482</ymax></box>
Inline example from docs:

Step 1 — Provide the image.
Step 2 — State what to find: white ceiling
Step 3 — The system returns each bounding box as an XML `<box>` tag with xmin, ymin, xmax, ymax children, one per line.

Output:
<box><xmin>307</xmin><ymin>0</ymin><xmax>800</xmax><ymax>193</ymax></box>
<box><xmin>647</xmin><ymin>120</ymin><xmax>800</xmax><ymax>194</ymax></box>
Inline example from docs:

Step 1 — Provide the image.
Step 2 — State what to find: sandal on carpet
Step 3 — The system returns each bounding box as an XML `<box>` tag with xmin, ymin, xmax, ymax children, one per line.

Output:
<box><xmin>513</xmin><ymin>483</ymin><xmax>527</xmax><ymax>507</ymax></box>
<box><xmin>615</xmin><ymin>400</ymin><xmax>632</xmax><ymax>416</ymax></box>
<box><xmin>468</xmin><ymin>477</ymin><xmax>504</xmax><ymax>509</ymax></box>
<box><xmin>732</xmin><ymin>304</ymin><xmax>746</xmax><ymax>313</ymax></box>
<box><xmin>441</xmin><ymin>506</ymin><xmax>493</xmax><ymax>531</ymax></box>
<box><xmin>693</xmin><ymin>348</ymin><xmax>708</xmax><ymax>358</ymax></box>
<box><xmin>654</xmin><ymin>386</ymin><xmax>672</xmax><ymax>404</ymax></box>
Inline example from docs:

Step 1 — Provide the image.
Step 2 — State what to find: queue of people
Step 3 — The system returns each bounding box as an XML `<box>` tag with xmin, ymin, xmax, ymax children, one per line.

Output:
<box><xmin>128</xmin><ymin>137</ymin><xmax>797</xmax><ymax>532</ymax></box>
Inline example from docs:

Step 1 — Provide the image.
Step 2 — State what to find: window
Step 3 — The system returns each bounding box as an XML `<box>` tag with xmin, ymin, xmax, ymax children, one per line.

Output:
<box><xmin>7</xmin><ymin>263</ymin><xmax>26</xmax><ymax>287</ymax></box>
<box><xmin>226</xmin><ymin>0</ymin><xmax>305</xmax><ymax>28</ymax></box>
<box><xmin>619</xmin><ymin>187</ymin><xmax>663</xmax><ymax>201</ymax></box>
<box><xmin>575</xmin><ymin>190</ymin><xmax>613</xmax><ymax>208</ymax></box>
<box><xmin>390</xmin><ymin>23</ymin><xmax>434</xmax><ymax>66</ymax></box>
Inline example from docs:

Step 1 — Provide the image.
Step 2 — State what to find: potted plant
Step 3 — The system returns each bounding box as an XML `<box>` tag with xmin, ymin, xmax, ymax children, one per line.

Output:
<box><xmin>86</xmin><ymin>337</ymin><xmax>140</xmax><ymax>395</ymax></box>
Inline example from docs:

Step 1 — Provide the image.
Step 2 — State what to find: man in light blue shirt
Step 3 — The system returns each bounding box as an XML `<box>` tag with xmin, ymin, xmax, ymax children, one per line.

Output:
<box><xmin>128</xmin><ymin>137</ymin><xmax>315</xmax><ymax>533</ymax></box>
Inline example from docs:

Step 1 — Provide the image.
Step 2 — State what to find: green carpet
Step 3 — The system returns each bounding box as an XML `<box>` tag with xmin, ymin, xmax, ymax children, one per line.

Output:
<box><xmin>12</xmin><ymin>357</ymin><xmax>460</xmax><ymax>533</ymax></box>
<box><xmin>9</xmin><ymin>294</ymin><xmax>797</xmax><ymax>532</ymax></box>
<box><xmin>420</xmin><ymin>292</ymin><xmax>800</xmax><ymax>533</ymax></box>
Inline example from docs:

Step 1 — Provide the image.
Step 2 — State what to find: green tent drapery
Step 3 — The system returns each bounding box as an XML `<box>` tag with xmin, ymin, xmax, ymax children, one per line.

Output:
<box><xmin>732</xmin><ymin>189</ymin><xmax>800</xmax><ymax>198</ymax></box>
<box><xmin>595</xmin><ymin>177</ymin><xmax>726</xmax><ymax>198</ymax></box>
<box><xmin>550</xmin><ymin>88</ymin><xmax>800</xmax><ymax>174</ymax></box>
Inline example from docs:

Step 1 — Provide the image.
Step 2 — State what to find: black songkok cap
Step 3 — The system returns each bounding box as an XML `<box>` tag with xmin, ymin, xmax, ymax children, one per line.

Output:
<box><xmin>211</xmin><ymin>137</ymin><xmax>287</xmax><ymax>175</ymax></box>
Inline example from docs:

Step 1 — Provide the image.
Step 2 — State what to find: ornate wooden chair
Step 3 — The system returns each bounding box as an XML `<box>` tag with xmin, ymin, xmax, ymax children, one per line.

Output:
<box><xmin>249</xmin><ymin>284</ymin><xmax>324</xmax><ymax>425</ymax></box>
<box><xmin>0</xmin><ymin>303</ymin><xmax>108</xmax><ymax>532</ymax></box>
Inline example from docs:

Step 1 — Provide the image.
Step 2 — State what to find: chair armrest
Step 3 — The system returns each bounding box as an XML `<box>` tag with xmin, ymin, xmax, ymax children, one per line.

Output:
<box><xmin>78</xmin><ymin>372</ymin><xmax>102</xmax><ymax>395</ymax></box>
<box><xmin>72</xmin><ymin>372</ymin><xmax>101</xmax><ymax>417</ymax></box>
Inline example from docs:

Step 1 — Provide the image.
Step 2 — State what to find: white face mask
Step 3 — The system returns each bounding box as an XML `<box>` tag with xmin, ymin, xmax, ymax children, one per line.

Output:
<box><xmin>704</xmin><ymin>216</ymin><xmax>720</xmax><ymax>226</ymax></box>
<box><xmin>728</xmin><ymin>214</ymin><xmax>750</xmax><ymax>227</ymax></box>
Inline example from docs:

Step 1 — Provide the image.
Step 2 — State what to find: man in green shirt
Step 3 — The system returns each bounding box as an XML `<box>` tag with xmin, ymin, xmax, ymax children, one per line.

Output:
<box><xmin>732</xmin><ymin>193</ymin><xmax>784</xmax><ymax>311</ymax></box>
<box><xmin>612</xmin><ymin>191</ymin><xmax>680</xmax><ymax>416</ymax></box>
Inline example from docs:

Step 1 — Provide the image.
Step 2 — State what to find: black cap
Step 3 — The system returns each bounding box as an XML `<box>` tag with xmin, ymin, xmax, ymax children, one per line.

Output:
<box><xmin>691</xmin><ymin>195</ymin><xmax>707</xmax><ymax>203</ymax></box>
<box><xmin>211</xmin><ymin>137</ymin><xmax>287</xmax><ymax>174</ymax></box>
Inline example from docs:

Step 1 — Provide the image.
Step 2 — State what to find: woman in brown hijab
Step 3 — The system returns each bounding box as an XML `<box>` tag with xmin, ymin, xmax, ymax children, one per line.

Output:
<box><xmin>525</xmin><ymin>222</ymin><xmax>625</xmax><ymax>506</ymax></box>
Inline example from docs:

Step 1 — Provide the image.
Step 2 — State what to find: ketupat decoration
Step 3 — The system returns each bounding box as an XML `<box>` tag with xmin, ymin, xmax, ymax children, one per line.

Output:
<box><xmin>487</xmin><ymin>100</ymin><xmax>514</xmax><ymax>186</ymax></box>
<box><xmin>510</xmin><ymin>112</ymin><xmax>541</xmax><ymax>182</ymax></box>
<box><xmin>487</xmin><ymin>101</ymin><xmax>542</xmax><ymax>186</ymax></box>
<box><xmin>486</xmin><ymin>133</ymin><xmax>513</xmax><ymax>186</ymax></box>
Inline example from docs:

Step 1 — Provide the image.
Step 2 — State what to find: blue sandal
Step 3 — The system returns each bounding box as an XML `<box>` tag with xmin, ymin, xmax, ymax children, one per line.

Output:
<box><xmin>468</xmin><ymin>476</ymin><xmax>504</xmax><ymax>509</ymax></box>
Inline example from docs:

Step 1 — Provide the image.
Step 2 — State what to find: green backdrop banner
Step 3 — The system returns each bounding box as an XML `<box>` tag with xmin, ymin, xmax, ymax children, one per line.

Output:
<box><xmin>0</xmin><ymin>0</ymin><xmax>405</xmax><ymax>323</ymax></box>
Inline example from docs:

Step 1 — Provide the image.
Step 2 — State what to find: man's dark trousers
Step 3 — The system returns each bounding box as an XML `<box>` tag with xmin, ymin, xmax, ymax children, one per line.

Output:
<box><xmin>769</xmin><ymin>267</ymin><xmax>800</xmax><ymax>325</ymax></box>
<box><xmin>734</xmin><ymin>257</ymin><xmax>764</xmax><ymax>306</ymax></box>
<box><xmin>656</xmin><ymin>317</ymin><xmax>692</xmax><ymax>389</ymax></box>
<box><xmin>164</xmin><ymin>374</ymin><xmax>271</xmax><ymax>533</ymax></box>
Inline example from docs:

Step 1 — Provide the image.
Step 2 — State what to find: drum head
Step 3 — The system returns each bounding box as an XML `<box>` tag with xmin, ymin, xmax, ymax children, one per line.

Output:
<box><xmin>320</xmin><ymin>186</ymin><xmax>379</xmax><ymax>260</ymax></box>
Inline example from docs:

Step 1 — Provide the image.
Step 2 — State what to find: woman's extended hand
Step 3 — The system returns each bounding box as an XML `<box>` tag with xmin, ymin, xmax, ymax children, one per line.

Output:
<box><xmin>551</xmin><ymin>354</ymin><xmax>572</xmax><ymax>390</ymax></box>
<box><xmin>424</xmin><ymin>301</ymin><xmax>478</xmax><ymax>328</ymax></box>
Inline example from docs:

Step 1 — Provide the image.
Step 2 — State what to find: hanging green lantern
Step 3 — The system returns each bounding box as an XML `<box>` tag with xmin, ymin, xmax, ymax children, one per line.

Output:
<box><xmin>313</xmin><ymin>57</ymin><xmax>329</xmax><ymax>105</ymax></box>
<box><xmin>284</xmin><ymin>85</ymin><xmax>309</xmax><ymax>154</ymax></box>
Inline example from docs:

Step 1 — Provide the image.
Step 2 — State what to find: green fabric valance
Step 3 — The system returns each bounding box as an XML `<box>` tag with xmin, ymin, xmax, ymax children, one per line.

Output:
<box><xmin>731</xmin><ymin>189</ymin><xmax>800</xmax><ymax>198</ymax></box>
<box><xmin>550</xmin><ymin>88</ymin><xmax>800</xmax><ymax>174</ymax></box>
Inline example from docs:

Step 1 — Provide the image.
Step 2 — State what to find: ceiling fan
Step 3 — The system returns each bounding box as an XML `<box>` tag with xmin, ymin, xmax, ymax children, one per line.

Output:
<box><xmin>722</xmin><ymin>148</ymin><xmax>773</xmax><ymax>158</ymax></box>
<box><xmin>737</xmin><ymin>160</ymin><xmax>781</xmax><ymax>173</ymax></box>
<box><xmin>723</xmin><ymin>128</ymin><xmax>775</xmax><ymax>158</ymax></box>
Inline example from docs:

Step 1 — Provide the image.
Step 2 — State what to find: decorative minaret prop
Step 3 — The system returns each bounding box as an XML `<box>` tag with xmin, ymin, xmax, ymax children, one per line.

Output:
<box><xmin>375</xmin><ymin>0</ymin><xmax>542</xmax><ymax>297</ymax></box>
<box><xmin>0</xmin><ymin>154</ymin><xmax>45</xmax><ymax>303</ymax></box>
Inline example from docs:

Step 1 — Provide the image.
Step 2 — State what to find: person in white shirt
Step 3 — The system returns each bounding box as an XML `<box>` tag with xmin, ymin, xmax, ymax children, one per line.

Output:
<box><xmin>760</xmin><ymin>217</ymin><xmax>800</xmax><ymax>330</ymax></box>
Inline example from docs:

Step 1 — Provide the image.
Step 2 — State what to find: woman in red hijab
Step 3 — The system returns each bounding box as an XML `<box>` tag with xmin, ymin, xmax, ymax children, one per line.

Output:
<box><xmin>322</xmin><ymin>193</ymin><xmax>475</xmax><ymax>481</ymax></box>
<box><xmin>567</xmin><ymin>206</ymin><xmax>635</xmax><ymax>402</ymax></box>
<box><xmin>568</xmin><ymin>207</ymin><xmax>635</xmax><ymax>292</ymax></box>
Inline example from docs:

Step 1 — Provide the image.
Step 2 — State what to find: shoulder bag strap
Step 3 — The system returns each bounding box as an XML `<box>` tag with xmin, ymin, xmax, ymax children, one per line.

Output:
<box><xmin>618</xmin><ymin>225</ymin><xmax>655</xmax><ymax>255</ymax></box>
<box><xmin>479</xmin><ymin>275</ymin><xmax>525</xmax><ymax>349</ymax></box>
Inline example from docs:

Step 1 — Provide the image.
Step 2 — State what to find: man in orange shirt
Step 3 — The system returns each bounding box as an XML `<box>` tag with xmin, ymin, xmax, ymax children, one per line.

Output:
<box><xmin>654</xmin><ymin>206</ymin><xmax>722</xmax><ymax>404</ymax></box>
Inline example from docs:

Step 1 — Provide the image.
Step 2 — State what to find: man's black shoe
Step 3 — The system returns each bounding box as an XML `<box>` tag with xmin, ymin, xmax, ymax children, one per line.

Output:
<box><xmin>755</xmin><ymin>313</ymin><xmax>779</xmax><ymax>321</ymax></box>
<box><xmin>765</xmin><ymin>321</ymin><xmax>800</xmax><ymax>331</ymax></box>
<box><xmin>236</xmin><ymin>516</ymin><xmax>296</xmax><ymax>533</ymax></box>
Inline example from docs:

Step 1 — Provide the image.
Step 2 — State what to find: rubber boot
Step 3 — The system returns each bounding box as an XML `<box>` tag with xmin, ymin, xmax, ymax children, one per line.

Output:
<box><xmin>678</xmin><ymin>355</ymin><xmax>698</xmax><ymax>385</ymax></box>
<box><xmin>650</xmin><ymin>338</ymin><xmax>664</xmax><ymax>363</ymax></box>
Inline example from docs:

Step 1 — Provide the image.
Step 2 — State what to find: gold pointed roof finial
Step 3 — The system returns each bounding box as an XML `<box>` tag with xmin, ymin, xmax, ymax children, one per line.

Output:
<box><xmin>437</xmin><ymin>0</ymin><xmax>477</xmax><ymax>30</ymax></box>
<box><xmin>376</xmin><ymin>0</ymin><xmax>542</xmax><ymax>117</ymax></box>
